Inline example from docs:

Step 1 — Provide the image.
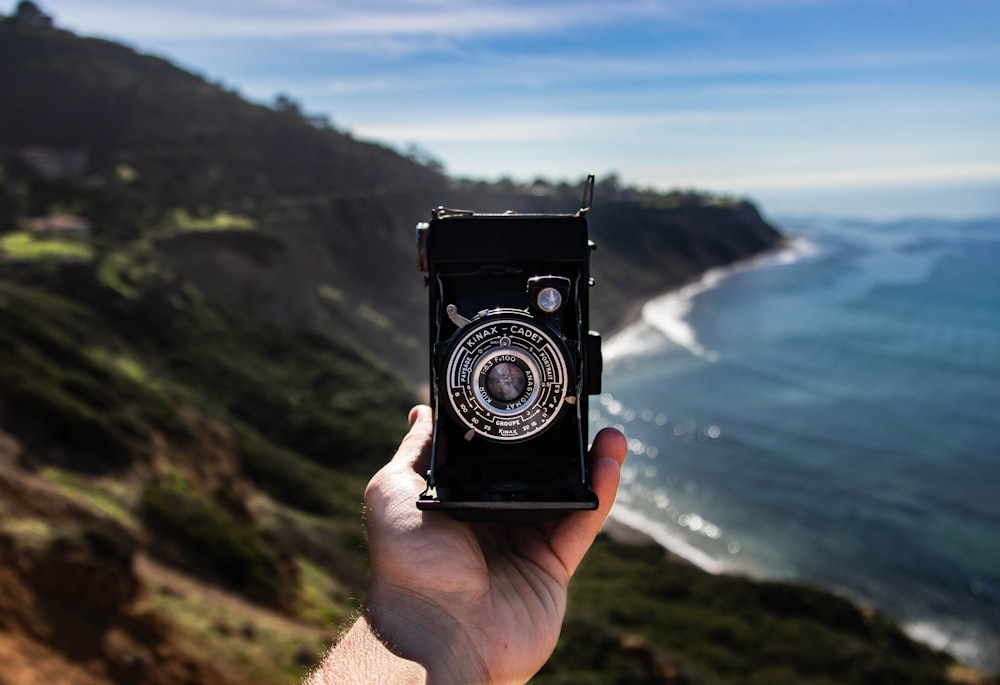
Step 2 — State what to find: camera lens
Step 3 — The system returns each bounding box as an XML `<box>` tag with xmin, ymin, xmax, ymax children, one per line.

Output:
<box><xmin>444</xmin><ymin>315</ymin><xmax>570</xmax><ymax>442</ymax></box>
<box><xmin>486</xmin><ymin>361</ymin><xmax>527</xmax><ymax>402</ymax></box>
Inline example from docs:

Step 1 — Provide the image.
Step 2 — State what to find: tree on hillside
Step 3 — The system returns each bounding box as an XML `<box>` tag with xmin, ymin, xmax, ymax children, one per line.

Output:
<box><xmin>273</xmin><ymin>94</ymin><xmax>302</xmax><ymax>115</ymax></box>
<box><xmin>11</xmin><ymin>1</ymin><xmax>53</xmax><ymax>28</ymax></box>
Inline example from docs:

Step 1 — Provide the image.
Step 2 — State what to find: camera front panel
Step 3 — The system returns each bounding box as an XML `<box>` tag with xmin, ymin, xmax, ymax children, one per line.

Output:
<box><xmin>417</xmin><ymin>211</ymin><xmax>601</xmax><ymax>519</ymax></box>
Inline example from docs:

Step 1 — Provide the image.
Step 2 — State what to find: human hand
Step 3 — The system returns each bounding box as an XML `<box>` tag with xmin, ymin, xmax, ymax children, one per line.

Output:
<box><xmin>358</xmin><ymin>404</ymin><xmax>627</xmax><ymax>685</ymax></box>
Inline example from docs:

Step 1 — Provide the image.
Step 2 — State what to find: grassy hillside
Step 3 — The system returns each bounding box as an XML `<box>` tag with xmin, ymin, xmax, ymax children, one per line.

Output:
<box><xmin>0</xmin><ymin>255</ymin><xmax>411</xmax><ymax>682</ymax></box>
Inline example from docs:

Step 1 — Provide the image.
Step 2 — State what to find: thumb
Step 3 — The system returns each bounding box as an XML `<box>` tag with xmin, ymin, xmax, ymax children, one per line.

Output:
<box><xmin>548</xmin><ymin>427</ymin><xmax>628</xmax><ymax>578</ymax></box>
<box><xmin>392</xmin><ymin>404</ymin><xmax>434</xmax><ymax>474</ymax></box>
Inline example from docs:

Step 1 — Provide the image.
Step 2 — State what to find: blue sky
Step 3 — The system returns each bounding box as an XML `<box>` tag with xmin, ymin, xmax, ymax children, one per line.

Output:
<box><xmin>33</xmin><ymin>0</ymin><xmax>1000</xmax><ymax>220</ymax></box>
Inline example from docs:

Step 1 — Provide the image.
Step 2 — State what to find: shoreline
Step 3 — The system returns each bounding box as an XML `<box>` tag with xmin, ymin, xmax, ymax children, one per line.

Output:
<box><xmin>604</xmin><ymin>234</ymin><xmax>795</xmax><ymax>344</ymax></box>
<box><xmin>602</xmin><ymin>235</ymin><xmax>807</xmax><ymax>365</ymax></box>
<box><xmin>600</xmin><ymin>504</ymin><xmax>737</xmax><ymax>575</ymax></box>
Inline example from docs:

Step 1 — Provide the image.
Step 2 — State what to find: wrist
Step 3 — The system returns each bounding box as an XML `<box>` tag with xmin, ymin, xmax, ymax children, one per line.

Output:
<box><xmin>365</xmin><ymin>582</ymin><xmax>492</xmax><ymax>685</ymax></box>
<box><xmin>305</xmin><ymin>613</ymin><xmax>426</xmax><ymax>685</ymax></box>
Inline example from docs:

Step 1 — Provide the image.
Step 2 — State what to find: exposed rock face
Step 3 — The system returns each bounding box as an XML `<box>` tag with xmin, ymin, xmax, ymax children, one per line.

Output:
<box><xmin>0</xmin><ymin>426</ymin><xmax>245</xmax><ymax>685</ymax></box>
<box><xmin>0</xmin><ymin>459</ymin><xmax>239</xmax><ymax>685</ymax></box>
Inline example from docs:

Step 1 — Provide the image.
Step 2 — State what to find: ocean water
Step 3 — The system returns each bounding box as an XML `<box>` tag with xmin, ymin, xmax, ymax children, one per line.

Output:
<box><xmin>594</xmin><ymin>216</ymin><xmax>1000</xmax><ymax>671</ymax></box>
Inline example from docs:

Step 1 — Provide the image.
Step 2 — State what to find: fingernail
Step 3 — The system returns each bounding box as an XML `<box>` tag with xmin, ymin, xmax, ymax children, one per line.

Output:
<box><xmin>597</xmin><ymin>456</ymin><xmax>621</xmax><ymax>471</ymax></box>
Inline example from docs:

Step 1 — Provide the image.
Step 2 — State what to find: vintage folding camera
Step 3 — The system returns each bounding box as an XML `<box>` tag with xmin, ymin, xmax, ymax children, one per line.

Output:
<box><xmin>415</xmin><ymin>176</ymin><xmax>602</xmax><ymax>520</ymax></box>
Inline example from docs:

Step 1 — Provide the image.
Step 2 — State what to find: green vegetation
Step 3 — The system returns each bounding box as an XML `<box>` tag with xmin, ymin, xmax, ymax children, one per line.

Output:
<box><xmin>96</xmin><ymin>249</ymin><xmax>168</xmax><ymax>299</ymax></box>
<box><xmin>0</xmin><ymin>229</ymin><xmax>93</xmax><ymax>260</ymax></box>
<box><xmin>39</xmin><ymin>466</ymin><xmax>141</xmax><ymax>529</ymax></box>
<box><xmin>295</xmin><ymin>556</ymin><xmax>356</xmax><ymax>625</ymax></box>
<box><xmin>536</xmin><ymin>537</ymin><xmax>956</xmax><ymax>684</ymax></box>
<box><xmin>140</xmin><ymin>471</ymin><xmax>295</xmax><ymax>607</ymax></box>
<box><xmin>142</xmin><ymin>568</ymin><xmax>330</xmax><ymax>685</ymax></box>
<box><xmin>0</xmin><ymin>245</ymin><xmax>402</xmax><ymax>682</ymax></box>
<box><xmin>84</xmin><ymin>347</ymin><xmax>151</xmax><ymax>385</ymax></box>
<box><xmin>0</xmin><ymin>276</ymin><xmax>190</xmax><ymax>470</ymax></box>
<box><xmin>0</xmin><ymin>517</ymin><xmax>60</xmax><ymax>548</ymax></box>
<box><xmin>0</xmin><ymin>257</ymin><xmax>413</xmax><ymax>470</ymax></box>
<box><xmin>168</xmin><ymin>208</ymin><xmax>257</xmax><ymax>232</ymax></box>
<box><xmin>237</xmin><ymin>433</ymin><xmax>365</xmax><ymax>516</ymax></box>
<box><xmin>0</xmin><ymin>252</ymin><xmax>409</xmax><ymax>614</ymax></box>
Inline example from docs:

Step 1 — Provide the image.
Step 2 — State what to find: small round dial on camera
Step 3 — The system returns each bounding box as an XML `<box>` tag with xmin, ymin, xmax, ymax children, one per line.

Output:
<box><xmin>527</xmin><ymin>275</ymin><xmax>571</xmax><ymax>318</ymax></box>
<box><xmin>443</xmin><ymin>310</ymin><xmax>572</xmax><ymax>443</ymax></box>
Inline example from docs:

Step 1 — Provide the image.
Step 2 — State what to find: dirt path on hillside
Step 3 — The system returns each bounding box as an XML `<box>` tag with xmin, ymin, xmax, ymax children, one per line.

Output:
<box><xmin>0</xmin><ymin>631</ymin><xmax>111</xmax><ymax>685</ymax></box>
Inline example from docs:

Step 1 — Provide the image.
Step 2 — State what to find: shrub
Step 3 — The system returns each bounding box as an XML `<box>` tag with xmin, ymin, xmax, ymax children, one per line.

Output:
<box><xmin>237</xmin><ymin>433</ymin><xmax>339</xmax><ymax>515</ymax></box>
<box><xmin>140</xmin><ymin>473</ymin><xmax>296</xmax><ymax>606</ymax></box>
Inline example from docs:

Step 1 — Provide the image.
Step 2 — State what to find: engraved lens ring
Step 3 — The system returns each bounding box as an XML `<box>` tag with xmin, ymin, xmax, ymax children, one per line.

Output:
<box><xmin>444</xmin><ymin>315</ymin><xmax>570</xmax><ymax>443</ymax></box>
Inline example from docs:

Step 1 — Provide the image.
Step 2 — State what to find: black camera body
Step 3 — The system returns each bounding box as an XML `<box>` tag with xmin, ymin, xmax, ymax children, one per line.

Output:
<box><xmin>415</xmin><ymin>179</ymin><xmax>602</xmax><ymax>520</ymax></box>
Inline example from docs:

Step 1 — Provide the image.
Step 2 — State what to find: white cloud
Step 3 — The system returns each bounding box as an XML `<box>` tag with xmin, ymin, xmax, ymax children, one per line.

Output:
<box><xmin>350</xmin><ymin>85</ymin><xmax>1000</xmax><ymax>144</ymax></box>
<box><xmin>353</xmin><ymin>110</ymin><xmax>748</xmax><ymax>144</ymax></box>
<box><xmin>54</xmin><ymin>0</ymin><xmax>652</xmax><ymax>41</ymax></box>
<box><xmin>49</xmin><ymin>0</ymin><xmax>917</xmax><ymax>48</ymax></box>
<box><xmin>675</xmin><ymin>161</ymin><xmax>1000</xmax><ymax>192</ymax></box>
<box><xmin>275</xmin><ymin>44</ymin><xmax>1000</xmax><ymax>100</ymax></box>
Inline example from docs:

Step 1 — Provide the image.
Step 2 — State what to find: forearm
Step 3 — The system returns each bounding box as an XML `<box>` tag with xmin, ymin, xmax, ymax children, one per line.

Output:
<box><xmin>305</xmin><ymin>613</ymin><xmax>427</xmax><ymax>685</ymax></box>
